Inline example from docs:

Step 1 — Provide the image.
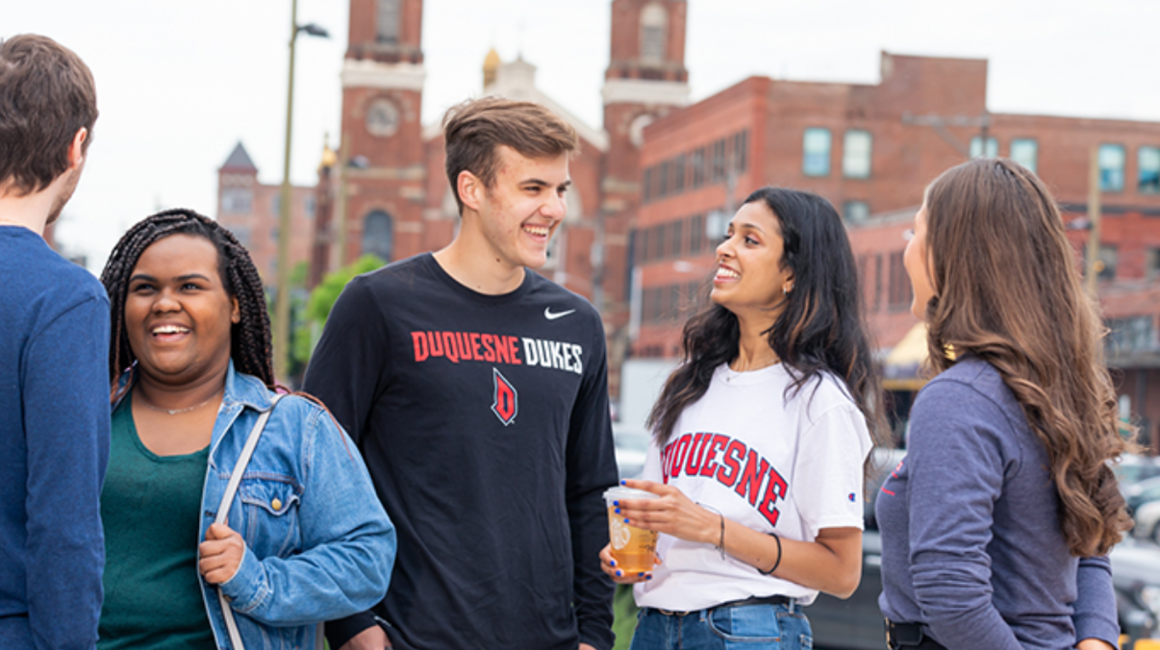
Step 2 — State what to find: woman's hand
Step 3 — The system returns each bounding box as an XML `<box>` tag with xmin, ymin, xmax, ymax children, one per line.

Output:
<box><xmin>617</xmin><ymin>479</ymin><xmax>719</xmax><ymax>545</ymax></box>
<box><xmin>1075</xmin><ymin>639</ymin><xmax>1115</xmax><ymax>650</ymax></box>
<box><xmin>599</xmin><ymin>543</ymin><xmax>657</xmax><ymax>583</ymax></box>
<box><xmin>199</xmin><ymin>523</ymin><xmax>246</xmax><ymax>584</ymax></box>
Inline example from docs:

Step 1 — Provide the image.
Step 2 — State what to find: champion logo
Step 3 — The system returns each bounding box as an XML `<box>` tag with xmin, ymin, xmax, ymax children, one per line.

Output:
<box><xmin>544</xmin><ymin>306</ymin><xmax>576</xmax><ymax>321</ymax></box>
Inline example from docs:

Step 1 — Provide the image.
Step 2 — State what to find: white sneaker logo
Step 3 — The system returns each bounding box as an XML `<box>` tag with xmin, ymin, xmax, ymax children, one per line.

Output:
<box><xmin>544</xmin><ymin>307</ymin><xmax>576</xmax><ymax>321</ymax></box>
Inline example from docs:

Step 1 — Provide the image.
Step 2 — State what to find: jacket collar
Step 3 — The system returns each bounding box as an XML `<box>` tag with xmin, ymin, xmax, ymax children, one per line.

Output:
<box><xmin>221</xmin><ymin>361</ymin><xmax>273</xmax><ymax>411</ymax></box>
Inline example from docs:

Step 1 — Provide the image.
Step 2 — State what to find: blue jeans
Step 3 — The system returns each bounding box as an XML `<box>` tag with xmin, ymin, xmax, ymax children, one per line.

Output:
<box><xmin>628</xmin><ymin>600</ymin><xmax>813</xmax><ymax>650</ymax></box>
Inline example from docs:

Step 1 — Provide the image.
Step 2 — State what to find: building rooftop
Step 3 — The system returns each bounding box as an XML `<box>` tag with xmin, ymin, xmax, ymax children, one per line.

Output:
<box><xmin>221</xmin><ymin>142</ymin><xmax>257</xmax><ymax>172</ymax></box>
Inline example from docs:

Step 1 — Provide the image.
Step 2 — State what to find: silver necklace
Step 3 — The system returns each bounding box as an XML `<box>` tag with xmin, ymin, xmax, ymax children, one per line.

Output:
<box><xmin>138</xmin><ymin>394</ymin><xmax>217</xmax><ymax>416</ymax></box>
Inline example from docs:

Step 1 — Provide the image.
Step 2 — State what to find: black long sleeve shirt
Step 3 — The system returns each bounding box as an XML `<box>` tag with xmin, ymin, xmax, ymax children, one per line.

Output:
<box><xmin>304</xmin><ymin>253</ymin><xmax>617</xmax><ymax>650</ymax></box>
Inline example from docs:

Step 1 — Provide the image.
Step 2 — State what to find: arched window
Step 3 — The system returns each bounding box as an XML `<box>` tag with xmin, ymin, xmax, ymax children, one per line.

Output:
<box><xmin>640</xmin><ymin>3</ymin><xmax>667</xmax><ymax>64</ymax></box>
<box><xmin>362</xmin><ymin>210</ymin><xmax>393</xmax><ymax>262</ymax></box>
<box><xmin>377</xmin><ymin>0</ymin><xmax>401</xmax><ymax>44</ymax></box>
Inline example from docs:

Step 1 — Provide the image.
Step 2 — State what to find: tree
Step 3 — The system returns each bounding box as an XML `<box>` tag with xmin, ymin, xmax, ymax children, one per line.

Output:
<box><xmin>291</xmin><ymin>255</ymin><xmax>387</xmax><ymax>369</ymax></box>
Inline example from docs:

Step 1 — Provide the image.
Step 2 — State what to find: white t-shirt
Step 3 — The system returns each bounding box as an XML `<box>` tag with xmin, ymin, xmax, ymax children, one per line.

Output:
<box><xmin>633</xmin><ymin>362</ymin><xmax>872</xmax><ymax>610</ymax></box>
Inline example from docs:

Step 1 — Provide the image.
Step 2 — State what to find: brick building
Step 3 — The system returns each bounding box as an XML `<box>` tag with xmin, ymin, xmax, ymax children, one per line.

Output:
<box><xmin>214</xmin><ymin>1</ymin><xmax>1160</xmax><ymax>446</ymax></box>
<box><xmin>215</xmin><ymin>142</ymin><xmax>318</xmax><ymax>283</ymax></box>
<box><xmin>632</xmin><ymin>51</ymin><xmax>1160</xmax><ymax>449</ymax></box>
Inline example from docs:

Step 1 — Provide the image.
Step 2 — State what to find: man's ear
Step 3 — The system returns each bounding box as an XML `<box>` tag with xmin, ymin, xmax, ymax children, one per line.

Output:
<box><xmin>457</xmin><ymin>170</ymin><xmax>484</xmax><ymax>214</ymax></box>
<box><xmin>68</xmin><ymin>127</ymin><xmax>88</xmax><ymax>169</ymax></box>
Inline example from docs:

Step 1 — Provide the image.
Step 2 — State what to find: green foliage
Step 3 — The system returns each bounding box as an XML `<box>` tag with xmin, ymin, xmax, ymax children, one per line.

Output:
<box><xmin>308</xmin><ymin>255</ymin><xmax>386</xmax><ymax>325</ymax></box>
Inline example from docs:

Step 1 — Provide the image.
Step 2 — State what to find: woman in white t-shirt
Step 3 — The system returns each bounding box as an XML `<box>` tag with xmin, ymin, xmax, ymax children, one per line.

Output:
<box><xmin>601</xmin><ymin>187</ymin><xmax>883</xmax><ymax>650</ymax></box>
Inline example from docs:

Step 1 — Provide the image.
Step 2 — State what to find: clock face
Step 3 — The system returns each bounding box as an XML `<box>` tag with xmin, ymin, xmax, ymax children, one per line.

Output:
<box><xmin>366</xmin><ymin>98</ymin><xmax>399</xmax><ymax>137</ymax></box>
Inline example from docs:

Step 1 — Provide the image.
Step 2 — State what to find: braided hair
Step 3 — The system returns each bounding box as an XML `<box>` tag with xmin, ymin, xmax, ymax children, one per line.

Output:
<box><xmin>100</xmin><ymin>208</ymin><xmax>274</xmax><ymax>387</ymax></box>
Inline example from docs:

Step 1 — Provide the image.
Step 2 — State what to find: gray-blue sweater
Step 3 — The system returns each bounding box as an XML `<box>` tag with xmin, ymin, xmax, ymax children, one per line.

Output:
<box><xmin>1</xmin><ymin>226</ymin><xmax>110</xmax><ymax>649</ymax></box>
<box><xmin>877</xmin><ymin>357</ymin><xmax>1120</xmax><ymax>649</ymax></box>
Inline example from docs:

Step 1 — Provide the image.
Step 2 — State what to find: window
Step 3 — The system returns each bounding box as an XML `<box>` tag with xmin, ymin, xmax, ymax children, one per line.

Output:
<box><xmin>640</xmin><ymin>3</ymin><xmax>667</xmax><ymax>64</ymax></box>
<box><xmin>689</xmin><ymin>214</ymin><xmax>704</xmax><ymax>255</ymax></box>
<box><xmin>1107</xmin><ymin>316</ymin><xmax>1155</xmax><ymax>356</ymax></box>
<box><xmin>637</xmin><ymin>228</ymin><xmax>649</xmax><ymax>264</ymax></box>
<box><xmin>1139</xmin><ymin>146</ymin><xmax>1160</xmax><ymax>193</ymax></box>
<box><xmin>230</xmin><ymin>226</ymin><xmax>252</xmax><ymax>248</ymax></box>
<box><xmin>843</xmin><ymin>200</ymin><xmax>870</xmax><ymax>225</ymax></box>
<box><xmin>733</xmin><ymin>130</ymin><xmax>749</xmax><ymax>174</ymax></box>
<box><xmin>653</xmin><ymin>223</ymin><xmax>666</xmax><ymax>260</ymax></box>
<box><xmin>969</xmin><ymin>136</ymin><xmax>998</xmax><ymax>159</ymax></box>
<box><xmin>642</xmin><ymin>168</ymin><xmax>652</xmax><ymax>203</ymax></box>
<box><xmin>1147</xmin><ymin>247</ymin><xmax>1160</xmax><ymax>281</ymax></box>
<box><xmin>362</xmin><ymin>210</ymin><xmax>393</xmax><ymax>262</ymax></box>
<box><xmin>802</xmin><ymin>128</ymin><xmax>831</xmax><ymax>177</ymax></box>
<box><xmin>668</xmin><ymin>284</ymin><xmax>681</xmax><ymax>321</ymax></box>
<box><xmin>873</xmin><ymin>254</ymin><xmax>883</xmax><ymax>312</ymax></box>
<box><xmin>1099</xmin><ymin>144</ymin><xmax>1126</xmax><ymax>192</ymax></box>
<box><xmin>658</xmin><ymin>161</ymin><xmax>670</xmax><ymax>198</ymax></box>
<box><xmin>692</xmin><ymin>149</ymin><xmax>706</xmax><ymax>188</ymax></box>
<box><xmin>304</xmin><ymin>196</ymin><xmax>316</xmax><ymax>219</ymax></box>
<box><xmin>887</xmin><ymin>251</ymin><xmax>912</xmax><ymax>310</ymax></box>
<box><xmin>1010</xmin><ymin>139</ymin><xmax>1038</xmax><ymax>173</ymax></box>
<box><xmin>686</xmin><ymin>281</ymin><xmax>700</xmax><ymax>313</ymax></box>
<box><xmin>673</xmin><ymin>155</ymin><xmax>686</xmax><ymax>194</ymax></box>
<box><xmin>271</xmin><ymin>194</ymin><xmax>281</xmax><ymax>216</ymax></box>
<box><xmin>1098</xmin><ymin>244</ymin><xmax>1118</xmax><ymax>281</ymax></box>
<box><xmin>376</xmin><ymin>0</ymin><xmax>401</xmax><ymax>44</ymax></box>
<box><xmin>712</xmin><ymin>139</ymin><xmax>727</xmax><ymax>182</ymax></box>
<box><xmin>843</xmin><ymin>130</ymin><xmax>872</xmax><ymax>179</ymax></box>
<box><xmin>671</xmin><ymin>220</ymin><xmax>683</xmax><ymax>258</ymax></box>
<box><xmin>221</xmin><ymin>188</ymin><xmax>253</xmax><ymax>214</ymax></box>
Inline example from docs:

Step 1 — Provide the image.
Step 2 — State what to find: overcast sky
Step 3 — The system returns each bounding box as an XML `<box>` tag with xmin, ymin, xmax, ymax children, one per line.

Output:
<box><xmin>6</xmin><ymin>0</ymin><xmax>1160</xmax><ymax>273</ymax></box>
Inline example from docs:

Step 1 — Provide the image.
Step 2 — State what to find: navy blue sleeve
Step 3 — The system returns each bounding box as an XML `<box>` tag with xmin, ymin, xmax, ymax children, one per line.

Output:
<box><xmin>565</xmin><ymin>312</ymin><xmax>617</xmax><ymax>650</ymax></box>
<box><xmin>304</xmin><ymin>277</ymin><xmax>390</xmax><ymax>647</ymax></box>
<box><xmin>905</xmin><ymin>380</ymin><xmax>1022</xmax><ymax>650</ymax></box>
<box><xmin>1072</xmin><ymin>556</ymin><xmax>1119</xmax><ymax>646</ymax></box>
<box><xmin>23</xmin><ymin>295</ymin><xmax>110</xmax><ymax>650</ymax></box>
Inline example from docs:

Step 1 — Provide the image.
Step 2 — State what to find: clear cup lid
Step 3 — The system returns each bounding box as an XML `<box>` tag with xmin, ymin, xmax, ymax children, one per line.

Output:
<box><xmin>603</xmin><ymin>486</ymin><xmax>658</xmax><ymax>500</ymax></box>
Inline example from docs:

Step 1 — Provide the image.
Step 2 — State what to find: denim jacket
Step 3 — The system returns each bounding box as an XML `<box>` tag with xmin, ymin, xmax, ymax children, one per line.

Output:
<box><xmin>115</xmin><ymin>363</ymin><xmax>396</xmax><ymax>649</ymax></box>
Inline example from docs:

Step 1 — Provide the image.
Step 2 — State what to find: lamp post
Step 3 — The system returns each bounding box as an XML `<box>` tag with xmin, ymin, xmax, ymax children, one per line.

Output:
<box><xmin>273</xmin><ymin>0</ymin><xmax>328</xmax><ymax>381</ymax></box>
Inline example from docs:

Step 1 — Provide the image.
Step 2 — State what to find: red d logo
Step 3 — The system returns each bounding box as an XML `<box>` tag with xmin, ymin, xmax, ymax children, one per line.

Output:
<box><xmin>491</xmin><ymin>368</ymin><xmax>518</xmax><ymax>426</ymax></box>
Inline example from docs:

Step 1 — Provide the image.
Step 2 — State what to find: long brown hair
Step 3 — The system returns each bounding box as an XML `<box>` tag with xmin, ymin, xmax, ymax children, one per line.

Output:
<box><xmin>647</xmin><ymin>188</ymin><xmax>885</xmax><ymax>469</ymax></box>
<box><xmin>922</xmin><ymin>158</ymin><xmax>1132</xmax><ymax>556</ymax></box>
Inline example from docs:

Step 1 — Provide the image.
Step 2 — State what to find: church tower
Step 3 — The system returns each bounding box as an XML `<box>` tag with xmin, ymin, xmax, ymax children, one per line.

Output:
<box><xmin>338</xmin><ymin>0</ymin><xmax>427</xmax><ymax>266</ymax></box>
<box><xmin>600</xmin><ymin>0</ymin><xmax>690</xmax><ymax>392</ymax></box>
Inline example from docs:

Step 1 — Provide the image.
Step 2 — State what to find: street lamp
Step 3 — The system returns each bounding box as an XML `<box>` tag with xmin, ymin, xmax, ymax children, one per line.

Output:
<box><xmin>273</xmin><ymin>0</ymin><xmax>328</xmax><ymax>382</ymax></box>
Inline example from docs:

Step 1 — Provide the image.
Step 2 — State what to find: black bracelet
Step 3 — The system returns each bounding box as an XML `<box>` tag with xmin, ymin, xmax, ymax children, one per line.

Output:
<box><xmin>758</xmin><ymin>532</ymin><xmax>782</xmax><ymax>575</ymax></box>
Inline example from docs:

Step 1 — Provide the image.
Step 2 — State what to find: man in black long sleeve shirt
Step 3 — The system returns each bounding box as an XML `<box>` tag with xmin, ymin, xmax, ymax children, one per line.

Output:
<box><xmin>304</xmin><ymin>97</ymin><xmax>617</xmax><ymax>650</ymax></box>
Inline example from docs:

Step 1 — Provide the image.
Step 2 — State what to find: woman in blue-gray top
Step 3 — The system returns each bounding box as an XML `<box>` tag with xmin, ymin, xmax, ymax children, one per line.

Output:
<box><xmin>877</xmin><ymin>158</ymin><xmax>1133</xmax><ymax>650</ymax></box>
<box><xmin>97</xmin><ymin>209</ymin><xmax>395</xmax><ymax>649</ymax></box>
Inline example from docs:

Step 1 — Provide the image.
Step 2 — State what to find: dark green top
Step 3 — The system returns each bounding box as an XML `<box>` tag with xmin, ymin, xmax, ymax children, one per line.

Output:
<box><xmin>98</xmin><ymin>392</ymin><xmax>215</xmax><ymax>650</ymax></box>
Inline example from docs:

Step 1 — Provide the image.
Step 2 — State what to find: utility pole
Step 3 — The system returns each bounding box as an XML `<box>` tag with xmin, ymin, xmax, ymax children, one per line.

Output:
<box><xmin>1084</xmin><ymin>146</ymin><xmax>1103</xmax><ymax>298</ymax></box>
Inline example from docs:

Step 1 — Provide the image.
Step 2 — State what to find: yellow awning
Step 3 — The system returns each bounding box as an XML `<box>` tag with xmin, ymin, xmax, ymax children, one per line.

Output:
<box><xmin>883</xmin><ymin>322</ymin><xmax>929</xmax><ymax>391</ymax></box>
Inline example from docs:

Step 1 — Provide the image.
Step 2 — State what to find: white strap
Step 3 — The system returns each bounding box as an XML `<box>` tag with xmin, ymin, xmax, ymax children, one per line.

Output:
<box><xmin>215</xmin><ymin>395</ymin><xmax>284</xmax><ymax>650</ymax></box>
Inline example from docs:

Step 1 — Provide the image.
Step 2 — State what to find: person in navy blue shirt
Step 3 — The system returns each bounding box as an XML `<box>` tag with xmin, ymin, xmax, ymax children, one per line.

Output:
<box><xmin>877</xmin><ymin>158</ymin><xmax>1131</xmax><ymax>650</ymax></box>
<box><xmin>0</xmin><ymin>34</ymin><xmax>109</xmax><ymax>650</ymax></box>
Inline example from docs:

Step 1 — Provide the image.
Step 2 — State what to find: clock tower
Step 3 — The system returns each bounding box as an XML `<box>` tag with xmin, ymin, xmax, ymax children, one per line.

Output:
<box><xmin>600</xmin><ymin>0</ymin><xmax>689</xmax><ymax>389</ymax></box>
<box><xmin>338</xmin><ymin>0</ymin><xmax>426</xmax><ymax>265</ymax></box>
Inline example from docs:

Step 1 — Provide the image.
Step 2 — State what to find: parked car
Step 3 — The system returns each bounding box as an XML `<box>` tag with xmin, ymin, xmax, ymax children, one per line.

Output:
<box><xmin>809</xmin><ymin>450</ymin><xmax>1160</xmax><ymax>649</ymax></box>
<box><xmin>613</xmin><ymin>427</ymin><xmax>650</xmax><ymax>480</ymax></box>
<box><xmin>1116</xmin><ymin>455</ymin><xmax>1160</xmax><ymax>488</ymax></box>
<box><xmin>1127</xmin><ymin>477</ymin><xmax>1160</xmax><ymax>516</ymax></box>
<box><xmin>1134</xmin><ymin>500</ymin><xmax>1160</xmax><ymax>546</ymax></box>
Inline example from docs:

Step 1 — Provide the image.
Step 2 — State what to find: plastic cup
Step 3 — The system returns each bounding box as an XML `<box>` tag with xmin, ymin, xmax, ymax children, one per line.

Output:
<box><xmin>603</xmin><ymin>486</ymin><xmax>660</xmax><ymax>574</ymax></box>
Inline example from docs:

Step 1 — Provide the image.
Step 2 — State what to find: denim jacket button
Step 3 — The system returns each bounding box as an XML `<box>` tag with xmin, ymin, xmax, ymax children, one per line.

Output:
<box><xmin>271</xmin><ymin>498</ymin><xmax>282</xmax><ymax>511</ymax></box>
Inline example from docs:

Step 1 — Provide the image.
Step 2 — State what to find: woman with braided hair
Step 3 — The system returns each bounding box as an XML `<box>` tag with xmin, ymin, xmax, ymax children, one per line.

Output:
<box><xmin>97</xmin><ymin>208</ymin><xmax>395</xmax><ymax>650</ymax></box>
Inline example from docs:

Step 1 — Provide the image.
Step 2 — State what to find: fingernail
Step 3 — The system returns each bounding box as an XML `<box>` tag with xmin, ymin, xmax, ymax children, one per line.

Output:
<box><xmin>623</xmin><ymin>518</ymin><xmax>630</xmax><ymax>523</ymax></box>
<box><xmin>646</xmin><ymin>575</ymin><xmax>653</xmax><ymax>580</ymax></box>
<box><xmin>637</xmin><ymin>572</ymin><xmax>644</xmax><ymax>577</ymax></box>
<box><xmin>616</xmin><ymin>570</ymin><xmax>622</xmax><ymax>577</ymax></box>
<box><xmin>614</xmin><ymin>508</ymin><xmax>621</xmax><ymax>514</ymax></box>
<box><xmin>620</xmin><ymin>480</ymin><xmax>626</xmax><ymax>485</ymax></box>
<box><xmin>610</xmin><ymin>560</ymin><xmax>616</xmax><ymax>566</ymax></box>
<box><xmin>613</xmin><ymin>500</ymin><xmax>620</xmax><ymax>506</ymax></box>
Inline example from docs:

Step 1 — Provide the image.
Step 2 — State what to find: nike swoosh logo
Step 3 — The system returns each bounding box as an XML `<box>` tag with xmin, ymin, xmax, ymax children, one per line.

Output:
<box><xmin>544</xmin><ymin>307</ymin><xmax>576</xmax><ymax>321</ymax></box>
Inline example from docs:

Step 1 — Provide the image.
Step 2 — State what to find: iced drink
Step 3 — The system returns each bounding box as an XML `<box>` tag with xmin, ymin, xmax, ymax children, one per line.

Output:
<box><xmin>603</xmin><ymin>486</ymin><xmax>659</xmax><ymax>574</ymax></box>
